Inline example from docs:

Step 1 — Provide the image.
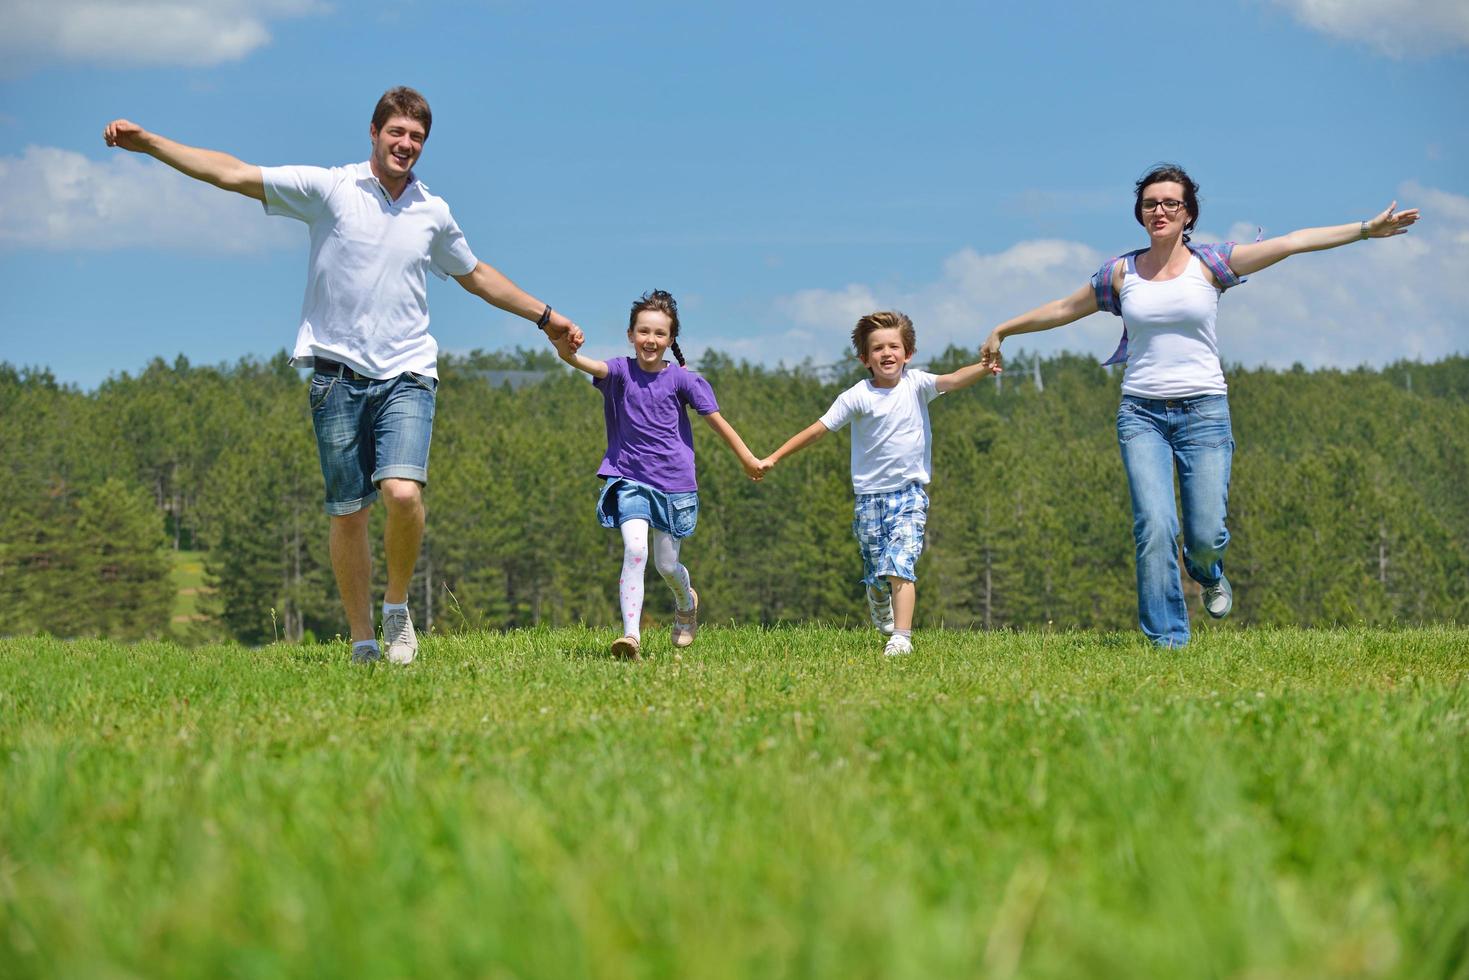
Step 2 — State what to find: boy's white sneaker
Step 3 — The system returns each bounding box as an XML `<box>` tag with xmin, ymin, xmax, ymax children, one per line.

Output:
<box><xmin>383</xmin><ymin>608</ymin><xmax>418</xmax><ymax>664</ymax></box>
<box><xmin>883</xmin><ymin>634</ymin><xmax>913</xmax><ymax>657</ymax></box>
<box><xmin>866</xmin><ymin>586</ymin><xmax>896</xmax><ymax>636</ymax></box>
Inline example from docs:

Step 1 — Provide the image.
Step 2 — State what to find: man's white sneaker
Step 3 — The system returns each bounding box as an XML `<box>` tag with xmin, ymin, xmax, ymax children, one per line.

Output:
<box><xmin>866</xmin><ymin>586</ymin><xmax>896</xmax><ymax>636</ymax></box>
<box><xmin>883</xmin><ymin>634</ymin><xmax>913</xmax><ymax>657</ymax></box>
<box><xmin>383</xmin><ymin>608</ymin><xmax>418</xmax><ymax>664</ymax></box>
<box><xmin>1202</xmin><ymin>575</ymin><xmax>1233</xmax><ymax>619</ymax></box>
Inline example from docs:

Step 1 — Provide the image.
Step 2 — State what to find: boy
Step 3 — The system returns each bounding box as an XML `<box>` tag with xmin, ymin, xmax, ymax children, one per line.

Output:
<box><xmin>760</xmin><ymin>312</ymin><xmax>995</xmax><ymax>655</ymax></box>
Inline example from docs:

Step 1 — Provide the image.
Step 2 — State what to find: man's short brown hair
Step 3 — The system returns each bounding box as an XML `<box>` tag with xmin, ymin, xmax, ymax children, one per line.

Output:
<box><xmin>851</xmin><ymin>311</ymin><xmax>916</xmax><ymax>359</ymax></box>
<box><xmin>371</xmin><ymin>86</ymin><xmax>432</xmax><ymax>138</ymax></box>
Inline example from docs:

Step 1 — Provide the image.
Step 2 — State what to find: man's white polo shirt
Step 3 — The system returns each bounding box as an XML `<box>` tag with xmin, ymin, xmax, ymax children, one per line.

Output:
<box><xmin>261</xmin><ymin>161</ymin><xmax>478</xmax><ymax>380</ymax></box>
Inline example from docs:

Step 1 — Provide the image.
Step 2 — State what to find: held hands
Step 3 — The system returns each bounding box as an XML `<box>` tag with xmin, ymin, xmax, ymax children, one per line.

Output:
<box><xmin>103</xmin><ymin>119</ymin><xmax>149</xmax><ymax>153</ymax></box>
<box><xmin>541</xmin><ymin>310</ymin><xmax>584</xmax><ymax>353</ymax></box>
<box><xmin>741</xmin><ymin>455</ymin><xmax>773</xmax><ymax>482</ymax></box>
<box><xmin>1364</xmin><ymin>201</ymin><xmax>1420</xmax><ymax>238</ymax></box>
<box><xmin>979</xmin><ymin>331</ymin><xmax>1005</xmax><ymax>374</ymax></box>
<box><xmin>546</xmin><ymin>326</ymin><xmax>578</xmax><ymax>360</ymax></box>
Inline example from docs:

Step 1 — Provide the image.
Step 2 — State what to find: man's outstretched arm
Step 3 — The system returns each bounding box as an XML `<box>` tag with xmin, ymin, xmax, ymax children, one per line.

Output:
<box><xmin>103</xmin><ymin>119</ymin><xmax>264</xmax><ymax>202</ymax></box>
<box><xmin>453</xmin><ymin>262</ymin><xmax>584</xmax><ymax>351</ymax></box>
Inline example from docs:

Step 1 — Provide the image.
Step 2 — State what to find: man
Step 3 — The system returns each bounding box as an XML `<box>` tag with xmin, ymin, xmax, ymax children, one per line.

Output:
<box><xmin>104</xmin><ymin>86</ymin><xmax>584</xmax><ymax>664</ymax></box>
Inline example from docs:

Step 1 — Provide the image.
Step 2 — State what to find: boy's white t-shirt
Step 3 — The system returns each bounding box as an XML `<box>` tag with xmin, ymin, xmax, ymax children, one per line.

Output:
<box><xmin>819</xmin><ymin>369</ymin><xmax>943</xmax><ymax>494</ymax></box>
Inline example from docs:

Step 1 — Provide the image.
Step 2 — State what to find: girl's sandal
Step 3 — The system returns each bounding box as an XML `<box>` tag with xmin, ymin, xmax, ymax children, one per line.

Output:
<box><xmin>671</xmin><ymin>589</ymin><xmax>699</xmax><ymax>648</ymax></box>
<box><xmin>610</xmin><ymin>634</ymin><xmax>642</xmax><ymax>661</ymax></box>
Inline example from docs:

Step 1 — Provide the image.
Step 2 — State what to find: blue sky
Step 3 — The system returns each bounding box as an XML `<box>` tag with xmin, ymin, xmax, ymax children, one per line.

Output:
<box><xmin>3</xmin><ymin>0</ymin><xmax>1466</xmax><ymax>389</ymax></box>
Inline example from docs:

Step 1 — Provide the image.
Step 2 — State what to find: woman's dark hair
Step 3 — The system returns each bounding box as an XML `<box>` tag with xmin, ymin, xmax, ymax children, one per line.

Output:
<box><xmin>1134</xmin><ymin>163</ymin><xmax>1200</xmax><ymax>242</ymax></box>
<box><xmin>629</xmin><ymin>289</ymin><xmax>684</xmax><ymax>366</ymax></box>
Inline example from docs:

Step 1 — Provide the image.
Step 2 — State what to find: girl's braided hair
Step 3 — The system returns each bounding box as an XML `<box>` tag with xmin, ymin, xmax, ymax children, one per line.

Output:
<box><xmin>629</xmin><ymin>289</ymin><xmax>684</xmax><ymax>366</ymax></box>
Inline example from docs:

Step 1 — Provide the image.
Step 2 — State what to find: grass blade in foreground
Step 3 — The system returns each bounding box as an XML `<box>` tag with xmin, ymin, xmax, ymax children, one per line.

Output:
<box><xmin>1</xmin><ymin>626</ymin><xmax>1466</xmax><ymax>978</ymax></box>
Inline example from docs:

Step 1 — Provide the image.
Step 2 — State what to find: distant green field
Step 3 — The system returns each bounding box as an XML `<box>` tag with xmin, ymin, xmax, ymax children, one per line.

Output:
<box><xmin>168</xmin><ymin>549</ymin><xmax>212</xmax><ymax>635</ymax></box>
<box><xmin>2</xmin><ymin>627</ymin><xmax>1466</xmax><ymax>979</ymax></box>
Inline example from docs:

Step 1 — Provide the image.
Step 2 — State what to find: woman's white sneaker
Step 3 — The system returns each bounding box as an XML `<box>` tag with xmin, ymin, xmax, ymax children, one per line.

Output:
<box><xmin>1202</xmin><ymin>575</ymin><xmax>1233</xmax><ymax>619</ymax></box>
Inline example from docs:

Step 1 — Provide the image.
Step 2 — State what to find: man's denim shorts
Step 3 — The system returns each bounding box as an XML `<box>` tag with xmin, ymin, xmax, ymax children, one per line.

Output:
<box><xmin>309</xmin><ymin>368</ymin><xmax>437</xmax><ymax>516</ymax></box>
<box><xmin>596</xmin><ymin>478</ymin><xmax>700</xmax><ymax>538</ymax></box>
<box><xmin>852</xmin><ymin>481</ymin><xmax>929</xmax><ymax>586</ymax></box>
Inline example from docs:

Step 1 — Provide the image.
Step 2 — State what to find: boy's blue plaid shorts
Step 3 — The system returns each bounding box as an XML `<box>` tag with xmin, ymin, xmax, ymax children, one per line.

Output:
<box><xmin>852</xmin><ymin>482</ymin><xmax>929</xmax><ymax>588</ymax></box>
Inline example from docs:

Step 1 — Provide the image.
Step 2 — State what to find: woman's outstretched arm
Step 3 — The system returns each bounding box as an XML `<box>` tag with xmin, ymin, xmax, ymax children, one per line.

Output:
<box><xmin>1226</xmin><ymin>201</ymin><xmax>1420</xmax><ymax>277</ymax></box>
<box><xmin>979</xmin><ymin>283</ymin><xmax>1099</xmax><ymax>373</ymax></box>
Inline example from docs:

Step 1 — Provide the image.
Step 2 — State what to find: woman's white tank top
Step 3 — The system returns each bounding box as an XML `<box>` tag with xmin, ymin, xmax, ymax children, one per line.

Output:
<box><xmin>1118</xmin><ymin>254</ymin><xmax>1227</xmax><ymax>399</ymax></box>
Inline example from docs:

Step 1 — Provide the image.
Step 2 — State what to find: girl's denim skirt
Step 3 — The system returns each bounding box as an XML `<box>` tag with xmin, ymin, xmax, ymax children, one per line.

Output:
<box><xmin>596</xmin><ymin>477</ymin><xmax>700</xmax><ymax>539</ymax></box>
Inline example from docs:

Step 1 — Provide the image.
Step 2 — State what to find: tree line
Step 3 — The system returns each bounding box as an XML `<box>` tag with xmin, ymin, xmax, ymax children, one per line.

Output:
<box><xmin>3</xmin><ymin>348</ymin><xmax>1466</xmax><ymax>644</ymax></box>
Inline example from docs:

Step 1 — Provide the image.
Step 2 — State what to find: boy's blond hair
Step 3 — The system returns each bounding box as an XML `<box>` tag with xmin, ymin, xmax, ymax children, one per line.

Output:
<box><xmin>851</xmin><ymin>311</ymin><xmax>916</xmax><ymax>360</ymax></box>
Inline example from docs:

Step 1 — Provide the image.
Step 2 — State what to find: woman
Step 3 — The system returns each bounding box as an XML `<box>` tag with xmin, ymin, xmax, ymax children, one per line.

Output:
<box><xmin>979</xmin><ymin>164</ymin><xmax>1418</xmax><ymax>646</ymax></box>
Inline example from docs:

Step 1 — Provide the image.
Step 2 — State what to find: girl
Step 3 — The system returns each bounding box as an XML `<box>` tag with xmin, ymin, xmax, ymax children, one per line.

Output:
<box><xmin>550</xmin><ymin>289</ymin><xmax>765</xmax><ymax>659</ymax></box>
<box><xmin>980</xmin><ymin>163</ymin><xmax>1418</xmax><ymax>647</ymax></box>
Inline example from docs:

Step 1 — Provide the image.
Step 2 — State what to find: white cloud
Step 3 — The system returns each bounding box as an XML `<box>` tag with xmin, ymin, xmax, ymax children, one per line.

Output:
<box><xmin>1403</xmin><ymin>180</ymin><xmax>1469</xmax><ymax>230</ymax></box>
<box><xmin>0</xmin><ymin>146</ymin><xmax>294</xmax><ymax>253</ymax></box>
<box><xmin>1267</xmin><ymin>0</ymin><xmax>1469</xmax><ymax>56</ymax></box>
<box><xmin>1217</xmin><ymin>183</ymin><xmax>1469</xmax><ymax>368</ymax></box>
<box><xmin>779</xmin><ymin>284</ymin><xmax>881</xmax><ymax>329</ymax></box>
<box><xmin>766</xmin><ymin>185</ymin><xmax>1469</xmax><ymax>371</ymax></box>
<box><xmin>764</xmin><ymin>238</ymin><xmax>1119</xmax><ymax>366</ymax></box>
<box><xmin>0</xmin><ymin>0</ymin><xmax>325</xmax><ymax>71</ymax></box>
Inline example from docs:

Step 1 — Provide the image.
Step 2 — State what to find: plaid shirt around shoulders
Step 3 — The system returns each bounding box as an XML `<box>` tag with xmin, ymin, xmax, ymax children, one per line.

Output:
<box><xmin>1093</xmin><ymin>241</ymin><xmax>1246</xmax><ymax>365</ymax></box>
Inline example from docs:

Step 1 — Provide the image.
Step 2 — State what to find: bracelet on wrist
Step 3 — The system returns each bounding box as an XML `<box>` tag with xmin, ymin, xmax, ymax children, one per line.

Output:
<box><xmin>536</xmin><ymin>304</ymin><xmax>553</xmax><ymax>328</ymax></box>
<box><xmin>1360</xmin><ymin>220</ymin><xmax>1370</xmax><ymax>240</ymax></box>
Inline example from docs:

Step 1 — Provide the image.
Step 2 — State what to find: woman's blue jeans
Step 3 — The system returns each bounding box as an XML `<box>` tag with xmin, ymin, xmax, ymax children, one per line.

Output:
<box><xmin>1116</xmin><ymin>394</ymin><xmax>1233</xmax><ymax>647</ymax></box>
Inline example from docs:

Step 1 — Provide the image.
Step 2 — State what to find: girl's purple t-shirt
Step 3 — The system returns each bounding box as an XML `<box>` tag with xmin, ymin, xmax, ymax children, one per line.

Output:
<box><xmin>594</xmin><ymin>357</ymin><xmax>720</xmax><ymax>493</ymax></box>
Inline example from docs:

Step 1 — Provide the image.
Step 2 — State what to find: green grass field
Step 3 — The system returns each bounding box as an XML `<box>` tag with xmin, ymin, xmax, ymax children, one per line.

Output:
<box><xmin>2</xmin><ymin>627</ymin><xmax>1466</xmax><ymax>979</ymax></box>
